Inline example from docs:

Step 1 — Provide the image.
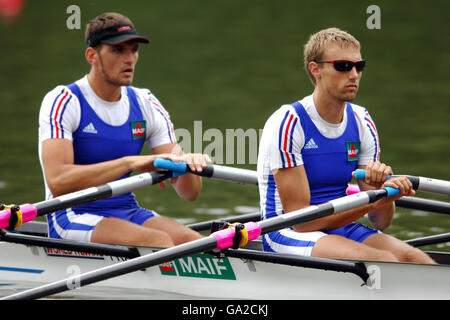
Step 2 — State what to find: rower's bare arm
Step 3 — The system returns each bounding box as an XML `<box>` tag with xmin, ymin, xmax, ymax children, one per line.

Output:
<box><xmin>41</xmin><ymin>138</ymin><xmax>135</xmax><ymax>196</ymax></box>
<box><xmin>273</xmin><ymin>166</ymin><xmax>310</xmax><ymax>216</ymax></box>
<box><xmin>274</xmin><ymin>165</ymin><xmax>377</xmax><ymax>232</ymax></box>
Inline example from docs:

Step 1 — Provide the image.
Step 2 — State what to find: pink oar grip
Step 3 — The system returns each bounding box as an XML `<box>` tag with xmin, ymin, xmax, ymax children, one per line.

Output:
<box><xmin>346</xmin><ymin>184</ymin><xmax>361</xmax><ymax>195</ymax></box>
<box><xmin>212</xmin><ymin>221</ymin><xmax>261</xmax><ymax>250</ymax></box>
<box><xmin>0</xmin><ymin>204</ymin><xmax>37</xmax><ymax>229</ymax></box>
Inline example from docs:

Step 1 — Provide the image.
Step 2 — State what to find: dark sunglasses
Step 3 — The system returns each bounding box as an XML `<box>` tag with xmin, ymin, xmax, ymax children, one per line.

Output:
<box><xmin>315</xmin><ymin>60</ymin><xmax>366</xmax><ymax>72</ymax></box>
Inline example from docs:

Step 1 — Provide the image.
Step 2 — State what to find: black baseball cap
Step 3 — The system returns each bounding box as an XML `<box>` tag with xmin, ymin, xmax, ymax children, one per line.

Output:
<box><xmin>87</xmin><ymin>24</ymin><xmax>150</xmax><ymax>48</ymax></box>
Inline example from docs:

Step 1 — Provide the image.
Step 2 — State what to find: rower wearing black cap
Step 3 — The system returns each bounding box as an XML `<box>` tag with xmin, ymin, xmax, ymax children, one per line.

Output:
<box><xmin>86</xmin><ymin>23</ymin><xmax>150</xmax><ymax>48</ymax></box>
<box><xmin>37</xmin><ymin>12</ymin><xmax>211</xmax><ymax>247</ymax></box>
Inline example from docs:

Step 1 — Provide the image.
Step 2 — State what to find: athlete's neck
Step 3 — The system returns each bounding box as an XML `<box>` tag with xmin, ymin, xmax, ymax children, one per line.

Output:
<box><xmin>86</xmin><ymin>72</ymin><xmax>122</xmax><ymax>102</ymax></box>
<box><xmin>312</xmin><ymin>88</ymin><xmax>346</xmax><ymax>124</ymax></box>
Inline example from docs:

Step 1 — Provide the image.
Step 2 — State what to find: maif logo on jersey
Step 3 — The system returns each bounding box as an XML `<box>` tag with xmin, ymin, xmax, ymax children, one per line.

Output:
<box><xmin>130</xmin><ymin>121</ymin><xmax>146</xmax><ymax>140</ymax></box>
<box><xmin>346</xmin><ymin>141</ymin><xmax>360</xmax><ymax>162</ymax></box>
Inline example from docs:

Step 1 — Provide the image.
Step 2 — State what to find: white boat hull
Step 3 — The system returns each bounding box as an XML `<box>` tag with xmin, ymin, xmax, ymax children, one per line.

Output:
<box><xmin>0</xmin><ymin>241</ymin><xmax>449</xmax><ymax>299</ymax></box>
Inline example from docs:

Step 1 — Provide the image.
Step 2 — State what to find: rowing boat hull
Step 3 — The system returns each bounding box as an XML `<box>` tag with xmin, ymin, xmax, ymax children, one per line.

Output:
<box><xmin>0</xmin><ymin>241</ymin><xmax>449</xmax><ymax>299</ymax></box>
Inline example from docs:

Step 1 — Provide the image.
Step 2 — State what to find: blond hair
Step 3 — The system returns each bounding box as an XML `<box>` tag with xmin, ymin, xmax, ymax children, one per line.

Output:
<box><xmin>303</xmin><ymin>28</ymin><xmax>360</xmax><ymax>85</ymax></box>
<box><xmin>85</xmin><ymin>12</ymin><xmax>134</xmax><ymax>45</ymax></box>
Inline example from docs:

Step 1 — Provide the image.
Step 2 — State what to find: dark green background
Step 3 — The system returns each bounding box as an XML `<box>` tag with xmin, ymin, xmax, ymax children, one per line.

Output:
<box><xmin>0</xmin><ymin>0</ymin><xmax>449</xmax><ymax>250</ymax></box>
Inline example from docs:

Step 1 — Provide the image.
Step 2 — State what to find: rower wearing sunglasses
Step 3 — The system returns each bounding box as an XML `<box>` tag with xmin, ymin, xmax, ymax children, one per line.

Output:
<box><xmin>257</xmin><ymin>28</ymin><xmax>435</xmax><ymax>263</ymax></box>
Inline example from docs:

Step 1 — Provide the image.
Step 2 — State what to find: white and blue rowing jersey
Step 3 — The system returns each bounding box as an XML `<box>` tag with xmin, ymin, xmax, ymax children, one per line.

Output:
<box><xmin>257</xmin><ymin>95</ymin><xmax>380</xmax><ymax>255</ymax></box>
<box><xmin>38</xmin><ymin>76</ymin><xmax>177</xmax><ymax>241</ymax></box>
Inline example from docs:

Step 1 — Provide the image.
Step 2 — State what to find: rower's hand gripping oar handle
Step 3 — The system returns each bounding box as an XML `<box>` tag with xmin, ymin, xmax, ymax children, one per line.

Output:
<box><xmin>154</xmin><ymin>158</ymin><xmax>188</xmax><ymax>173</ymax></box>
<box><xmin>153</xmin><ymin>158</ymin><xmax>258</xmax><ymax>185</ymax></box>
<box><xmin>154</xmin><ymin>158</ymin><xmax>212</xmax><ymax>177</ymax></box>
<box><xmin>353</xmin><ymin>169</ymin><xmax>391</xmax><ymax>181</ymax></box>
<box><xmin>383</xmin><ymin>186</ymin><xmax>401</xmax><ymax>197</ymax></box>
<box><xmin>353</xmin><ymin>169</ymin><xmax>400</xmax><ymax>197</ymax></box>
<box><xmin>151</xmin><ymin>159</ymin><xmax>188</xmax><ymax>178</ymax></box>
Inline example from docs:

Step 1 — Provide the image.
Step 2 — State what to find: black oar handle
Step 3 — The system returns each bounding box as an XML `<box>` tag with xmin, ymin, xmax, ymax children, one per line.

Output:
<box><xmin>153</xmin><ymin>158</ymin><xmax>205</xmax><ymax>174</ymax></box>
<box><xmin>153</xmin><ymin>158</ymin><xmax>258</xmax><ymax>185</ymax></box>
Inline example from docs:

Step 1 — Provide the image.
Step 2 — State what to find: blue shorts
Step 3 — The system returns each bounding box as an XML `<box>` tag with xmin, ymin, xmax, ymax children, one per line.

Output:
<box><xmin>324</xmin><ymin>222</ymin><xmax>380</xmax><ymax>242</ymax></box>
<box><xmin>263</xmin><ymin>222</ymin><xmax>379</xmax><ymax>256</ymax></box>
<box><xmin>263</xmin><ymin>228</ymin><xmax>326</xmax><ymax>256</ymax></box>
<box><xmin>47</xmin><ymin>206</ymin><xmax>159</xmax><ymax>242</ymax></box>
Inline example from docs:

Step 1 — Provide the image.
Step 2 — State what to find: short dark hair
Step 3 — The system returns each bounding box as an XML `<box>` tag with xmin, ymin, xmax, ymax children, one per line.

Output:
<box><xmin>85</xmin><ymin>12</ymin><xmax>134</xmax><ymax>46</ymax></box>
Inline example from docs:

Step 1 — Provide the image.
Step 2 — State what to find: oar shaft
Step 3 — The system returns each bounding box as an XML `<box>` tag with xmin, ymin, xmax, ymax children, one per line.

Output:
<box><xmin>189</xmin><ymin>195</ymin><xmax>450</xmax><ymax>233</ymax></box>
<box><xmin>259</xmin><ymin>188</ymin><xmax>393</xmax><ymax>234</ymax></box>
<box><xmin>206</xmin><ymin>164</ymin><xmax>258</xmax><ymax>185</ymax></box>
<box><xmin>405</xmin><ymin>232</ymin><xmax>450</xmax><ymax>248</ymax></box>
<box><xmin>354</xmin><ymin>169</ymin><xmax>450</xmax><ymax>196</ymax></box>
<box><xmin>156</xmin><ymin>159</ymin><xmax>450</xmax><ymax>196</ymax></box>
<box><xmin>395</xmin><ymin>196</ymin><xmax>450</xmax><ymax>215</ymax></box>
<box><xmin>35</xmin><ymin>171</ymin><xmax>172</xmax><ymax>215</ymax></box>
<box><xmin>2</xmin><ymin>236</ymin><xmax>217</xmax><ymax>300</ymax></box>
<box><xmin>0</xmin><ymin>171</ymin><xmax>173</xmax><ymax>229</ymax></box>
<box><xmin>347</xmin><ymin>184</ymin><xmax>450</xmax><ymax>215</ymax></box>
<box><xmin>407</xmin><ymin>176</ymin><xmax>450</xmax><ymax>196</ymax></box>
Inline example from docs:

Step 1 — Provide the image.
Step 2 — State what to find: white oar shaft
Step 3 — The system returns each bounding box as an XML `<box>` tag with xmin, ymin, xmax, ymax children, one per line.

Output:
<box><xmin>259</xmin><ymin>189</ymin><xmax>389</xmax><ymax>234</ymax></box>
<box><xmin>354</xmin><ymin>169</ymin><xmax>450</xmax><ymax>196</ymax></box>
<box><xmin>108</xmin><ymin>172</ymin><xmax>161</xmax><ymax>196</ymax></box>
<box><xmin>207</xmin><ymin>164</ymin><xmax>257</xmax><ymax>185</ymax></box>
<box><xmin>413</xmin><ymin>176</ymin><xmax>450</xmax><ymax>196</ymax></box>
<box><xmin>156</xmin><ymin>159</ymin><xmax>450</xmax><ymax>196</ymax></box>
<box><xmin>0</xmin><ymin>171</ymin><xmax>173</xmax><ymax>229</ymax></box>
<box><xmin>34</xmin><ymin>171</ymin><xmax>172</xmax><ymax>215</ymax></box>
